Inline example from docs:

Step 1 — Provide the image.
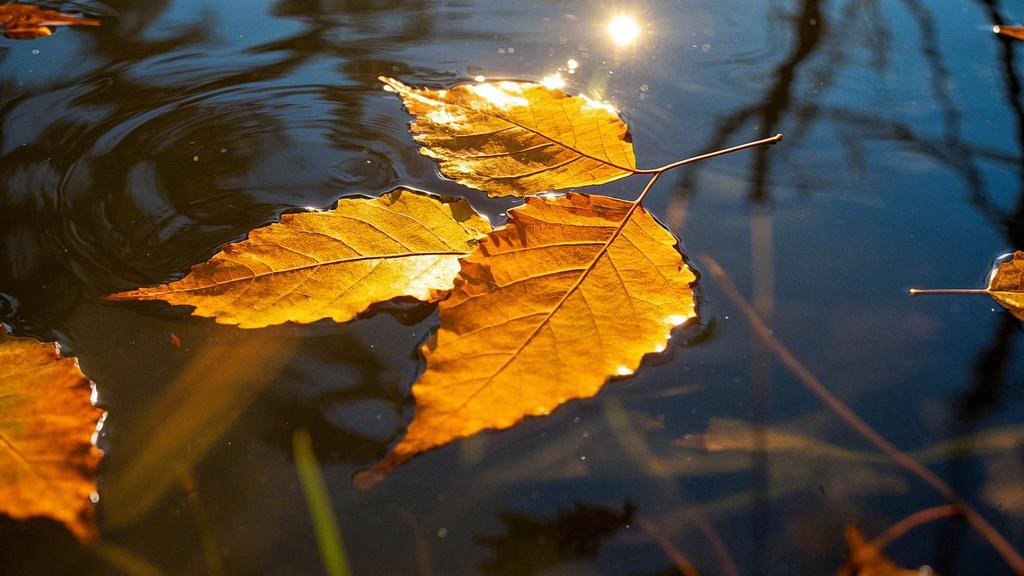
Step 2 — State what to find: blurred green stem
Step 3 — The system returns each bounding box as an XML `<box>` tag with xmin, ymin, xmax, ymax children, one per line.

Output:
<box><xmin>293</xmin><ymin>428</ymin><xmax>352</xmax><ymax>576</ymax></box>
<box><xmin>180</xmin><ymin>468</ymin><xmax>225</xmax><ymax>576</ymax></box>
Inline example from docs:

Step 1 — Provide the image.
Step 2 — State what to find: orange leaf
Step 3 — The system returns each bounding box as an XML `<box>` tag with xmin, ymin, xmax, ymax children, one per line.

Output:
<box><xmin>357</xmin><ymin>193</ymin><xmax>696</xmax><ymax>487</ymax></box>
<box><xmin>838</xmin><ymin>525</ymin><xmax>931</xmax><ymax>576</ymax></box>
<box><xmin>0</xmin><ymin>327</ymin><xmax>104</xmax><ymax>542</ymax></box>
<box><xmin>0</xmin><ymin>3</ymin><xmax>99</xmax><ymax>40</ymax></box>
<box><xmin>380</xmin><ymin>76</ymin><xmax>637</xmax><ymax>197</ymax></box>
<box><xmin>108</xmin><ymin>188</ymin><xmax>492</xmax><ymax>328</ymax></box>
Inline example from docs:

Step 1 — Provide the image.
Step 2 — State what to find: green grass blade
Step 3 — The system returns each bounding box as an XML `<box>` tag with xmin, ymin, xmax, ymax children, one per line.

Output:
<box><xmin>293</xmin><ymin>428</ymin><xmax>352</xmax><ymax>576</ymax></box>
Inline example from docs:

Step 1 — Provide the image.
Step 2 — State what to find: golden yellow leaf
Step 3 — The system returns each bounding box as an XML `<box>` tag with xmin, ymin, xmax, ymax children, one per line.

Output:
<box><xmin>911</xmin><ymin>251</ymin><xmax>1024</xmax><ymax>321</ymax></box>
<box><xmin>0</xmin><ymin>327</ymin><xmax>104</xmax><ymax>542</ymax></box>
<box><xmin>356</xmin><ymin>192</ymin><xmax>696</xmax><ymax>487</ymax></box>
<box><xmin>838</xmin><ymin>525</ymin><xmax>930</xmax><ymax>576</ymax></box>
<box><xmin>108</xmin><ymin>188</ymin><xmax>492</xmax><ymax>328</ymax></box>
<box><xmin>0</xmin><ymin>3</ymin><xmax>99</xmax><ymax>39</ymax></box>
<box><xmin>380</xmin><ymin>76</ymin><xmax>637</xmax><ymax>197</ymax></box>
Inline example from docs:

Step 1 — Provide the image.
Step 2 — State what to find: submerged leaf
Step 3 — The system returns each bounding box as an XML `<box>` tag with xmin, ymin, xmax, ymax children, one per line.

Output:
<box><xmin>0</xmin><ymin>3</ymin><xmax>99</xmax><ymax>39</ymax></box>
<box><xmin>108</xmin><ymin>189</ymin><xmax>491</xmax><ymax>328</ymax></box>
<box><xmin>0</xmin><ymin>327</ymin><xmax>104</xmax><ymax>542</ymax></box>
<box><xmin>838</xmin><ymin>525</ymin><xmax>930</xmax><ymax>576</ymax></box>
<box><xmin>380</xmin><ymin>76</ymin><xmax>636</xmax><ymax>197</ymax></box>
<box><xmin>357</xmin><ymin>192</ymin><xmax>696</xmax><ymax>486</ymax></box>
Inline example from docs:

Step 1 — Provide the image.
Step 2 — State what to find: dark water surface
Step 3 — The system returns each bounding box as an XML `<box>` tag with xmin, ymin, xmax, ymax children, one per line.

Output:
<box><xmin>4</xmin><ymin>0</ymin><xmax>1024</xmax><ymax>574</ymax></box>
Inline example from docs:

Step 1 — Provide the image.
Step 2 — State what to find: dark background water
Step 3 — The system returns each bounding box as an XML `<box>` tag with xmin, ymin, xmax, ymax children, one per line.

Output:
<box><xmin>4</xmin><ymin>0</ymin><xmax>1024</xmax><ymax>574</ymax></box>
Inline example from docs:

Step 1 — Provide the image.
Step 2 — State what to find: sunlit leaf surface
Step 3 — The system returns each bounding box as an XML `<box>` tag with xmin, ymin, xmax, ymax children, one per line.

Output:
<box><xmin>0</xmin><ymin>327</ymin><xmax>104</xmax><ymax>541</ymax></box>
<box><xmin>838</xmin><ymin>525</ymin><xmax>930</xmax><ymax>576</ymax></box>
<box><xmin>380</xmin><ymin>76</ymin><xmax>636</xmax><ymax>197</ymax></box>
<box><xmin>357</xmin><ymin>193</ymin><xmax>696</xmax><ymax>486</ymax></box>
<box><xmin>108</xmin><ymin>189</ymin><xmax>491</xmax><ymax>328</ymax></box>
<box><xmin>0</xmin><ymin>3</ymin><xmax>99</xmax><ymax>39</ymax></box>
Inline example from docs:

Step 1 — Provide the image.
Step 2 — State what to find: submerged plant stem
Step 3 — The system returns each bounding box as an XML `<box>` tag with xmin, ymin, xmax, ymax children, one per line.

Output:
<box><xmin>871</xmin><ymin>504</ymin><xmax>962</xmax><ymax>551</ymax></box>
<box><xmin>701</xmin><ymin>254</ymin><xmax>1024</xmax><ymax>575</ymax></box>
<box><xmin>180</xmin><ymin>469</ymin><xmax>224</xmax><ymax>576</ymax></box>
<box><xmin>634</xmin><ymin>515</ymin><xmax>702</xmax><ymax>576</ymax></box>
<box><xmin>294</xmin><ymin>429</ymin><xmax>352</xmax><ymax>576</ymax></box>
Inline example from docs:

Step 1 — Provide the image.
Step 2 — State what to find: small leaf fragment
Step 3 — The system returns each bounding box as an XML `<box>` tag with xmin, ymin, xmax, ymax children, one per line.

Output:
<box><xmin>0</xmin><ymin>3</ymin><xmax>99</xmax><ymax>39</ymax></box>
<box><xmin>357</xmin><ymin>193</ymin><xmax>696</xmax><ymax>487</ymax></box>
<box><xmin>986</xmin><ymin>251</ymin><xmax>1024</xmax><ymax>320</ymax></box>
<box><xmin>380</xmin><ymin>76</ymin><xmax>637</xmax><ymax>197</ymax></box>
<box><xmin>108</xmin><ymin>188</ymin><xmax>492</xmax><ymax>328</ymax></box>
<box><xmin>0</xmin><ymin>326</ymin><xmax>104</xmax><ymax>542</ymax></box>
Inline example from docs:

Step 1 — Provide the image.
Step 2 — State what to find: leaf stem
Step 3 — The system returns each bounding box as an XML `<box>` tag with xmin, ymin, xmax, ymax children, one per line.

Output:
<box><xmin>701</xmin><ymin>254</ymin><xmax>1024</xmax><ymax>575</ymax></box>
<box><xmin>909</xmin><ymin>288</ymin><xmax>990</xmax><ymax>296</ymax></box>
<box><xmin>636</xmin><ymin>134</ymin><xmax>784</xmax><ymax>175</ymax></box>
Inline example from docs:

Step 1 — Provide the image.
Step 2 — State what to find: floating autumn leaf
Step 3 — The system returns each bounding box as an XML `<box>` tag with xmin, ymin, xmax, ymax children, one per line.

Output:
<box><xmin>838</xmin><ymin>525</ymin><xmax>929</xmax><ymax>576</ymax></box>
<box><xmin>108</xmin><ymin>188</ymin><xmax>491</xmax><ymax>328</ymax></box>
<box><xmin>0</xmin><ymin>326</ymin><xmax>104</xmax><ymax>542</ymax></box>
<box><xmin>0</xmin><ymin>3</ymin><xmax>99</xmax><ymax>39</ymax></box>
<box><xmin>910</xmin><ymin>251</ymin><xmax>1024</xmax><ymax>320</ymax></box>
<box><xmin>356</xmin><ymin>192</ymin><xmax>696</xmax><ymax>487</ymax></box>
<box><xmin>380</xmin><ymin>76</ymin><xmax>637</xmax><ymax>197</ymax></box>
<box><xmin>994</xmin><ymin>25</ymin><xmax>1024</xmax><ymax>42</ymax></box>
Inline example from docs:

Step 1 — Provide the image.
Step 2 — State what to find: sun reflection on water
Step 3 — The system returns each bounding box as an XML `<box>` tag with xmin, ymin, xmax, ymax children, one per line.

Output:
<box><xmin>607</xmin><ymin>14</ymin><xmax>640</xmax><ymax>47</ymax></box>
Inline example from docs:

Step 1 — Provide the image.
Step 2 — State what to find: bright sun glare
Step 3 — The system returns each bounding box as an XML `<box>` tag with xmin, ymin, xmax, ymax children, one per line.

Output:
<box><xmin>607</xmin><ymin>14</ymin><xmax>640</xmax><ymax>46</ymax></box>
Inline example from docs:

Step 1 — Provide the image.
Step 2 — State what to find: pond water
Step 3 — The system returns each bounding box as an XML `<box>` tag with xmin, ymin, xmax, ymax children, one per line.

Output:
<box><xmin>3</xmin><ymin>0</ymin><xmax>1024</xmax><ymax>574</ymax></box>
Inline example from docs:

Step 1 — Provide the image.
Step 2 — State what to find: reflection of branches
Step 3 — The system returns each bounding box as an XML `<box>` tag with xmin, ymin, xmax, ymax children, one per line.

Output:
<box><xmin>680</xmin><ymin>0</ymin><xmax>823</xmax><ymax>202</ymax></box>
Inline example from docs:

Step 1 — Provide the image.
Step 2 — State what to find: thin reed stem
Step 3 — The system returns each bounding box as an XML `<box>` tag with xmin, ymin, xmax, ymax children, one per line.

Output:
<box><xmin>701</xmin><ymin>254</ymin><xmax>1024</xmax><ymax>575</ymax></box>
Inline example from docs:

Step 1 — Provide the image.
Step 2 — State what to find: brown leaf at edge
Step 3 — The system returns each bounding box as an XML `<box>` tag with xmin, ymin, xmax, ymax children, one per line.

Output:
<box><xmin>0</xmin><ymin>326</ymin><xmax>104</xmax><ymax>542</ymax></box>
<box><xmin>356</xmin><ymin>192</ymin><xmax>697</xmax><ymax>487</ymax></box>
<box><xmin>986</xmin><ymin>251</ymin><xmax>1024</xmax><ymax>320</ymax></box>
<box><xmin>108</xmin><ymin>188</ymin><xmax>492</xmax><ymax>329</ymax></box>
<box><xmin>380</xmin><ymin>76</ymin><xmax>637</xmax><ymax>197</ymax></box>
<box><xmin>838</xmin><ymin>525</ymin><xmax>932</xmax><ymax>576</ymax></box>
<box><xmin>994</xmin><ymin>25</ymin><xmax>1024</xmax><ymax>43</ymax></box>
<box><xmin>0</xmin><ymin>4</ymin><xmax>99</xmax><ymax>39</ymax></box>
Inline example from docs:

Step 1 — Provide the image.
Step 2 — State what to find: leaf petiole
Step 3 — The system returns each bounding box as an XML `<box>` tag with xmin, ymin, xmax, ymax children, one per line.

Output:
<box><xmin>908</xmin><ymin>288</ymin><xmax>990</xmax><ymax>295</ymax></box>
<box><xmin>635</xmin><ymin>133</ymin><xmax>784</xmax><ymax>175</ymax></box>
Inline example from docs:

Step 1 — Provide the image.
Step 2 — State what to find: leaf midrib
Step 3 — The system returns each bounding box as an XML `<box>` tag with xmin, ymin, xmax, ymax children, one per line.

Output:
<box><xmin>118</xmin><ymin>250</ymin><xmax>469</xmax><ymax>297</ymax></box>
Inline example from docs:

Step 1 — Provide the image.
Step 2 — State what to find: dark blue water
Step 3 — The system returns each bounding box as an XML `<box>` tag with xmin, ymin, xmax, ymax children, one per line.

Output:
<box><xmin>3</xmin><ymin>0</ymin><xmax>1024</xmax><ymax>574</ymax></box>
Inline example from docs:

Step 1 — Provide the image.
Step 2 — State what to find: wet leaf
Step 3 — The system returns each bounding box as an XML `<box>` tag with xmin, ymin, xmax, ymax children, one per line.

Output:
<box><xmin>380</xmin><ymin>76</ymin><xmax>637</xmax><ymax>197</ymax></box>
<box><xmin>0</xmin><ymin>3</ymin><xmax>99</xmax><ymax>39</ymax></box>
<box><xmin>985</xmin><ymin>251</ymin><xmax>1024</xmax><ymax>320</ymax></box>
<box><xmin>0</xmin><ymin>326</ymin><xmax>104</xmax><ymax>542</ymax></box>
<box><xmin>994</xmin><ymin>25</ymin><xmax>1024</xmax><ymax>42</ymax></box>
<box><xmin>910</xmin><ymin>251</ymin><xmax>1024</xmax><ymax>321</ymax></box>
<box><xmin>357</xmin><ymin>192</ymin><xmax>696</xmax><ymax>486</ymax></box>
<box><xmin>108</xmin><ymin>189</ymin><xmax>491</xmax><ymax>328</ymax></box>
<box><xmin>838</xmin><ymin>525</ymin><xmax>930</xmax><ymax>576</ymax></box>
